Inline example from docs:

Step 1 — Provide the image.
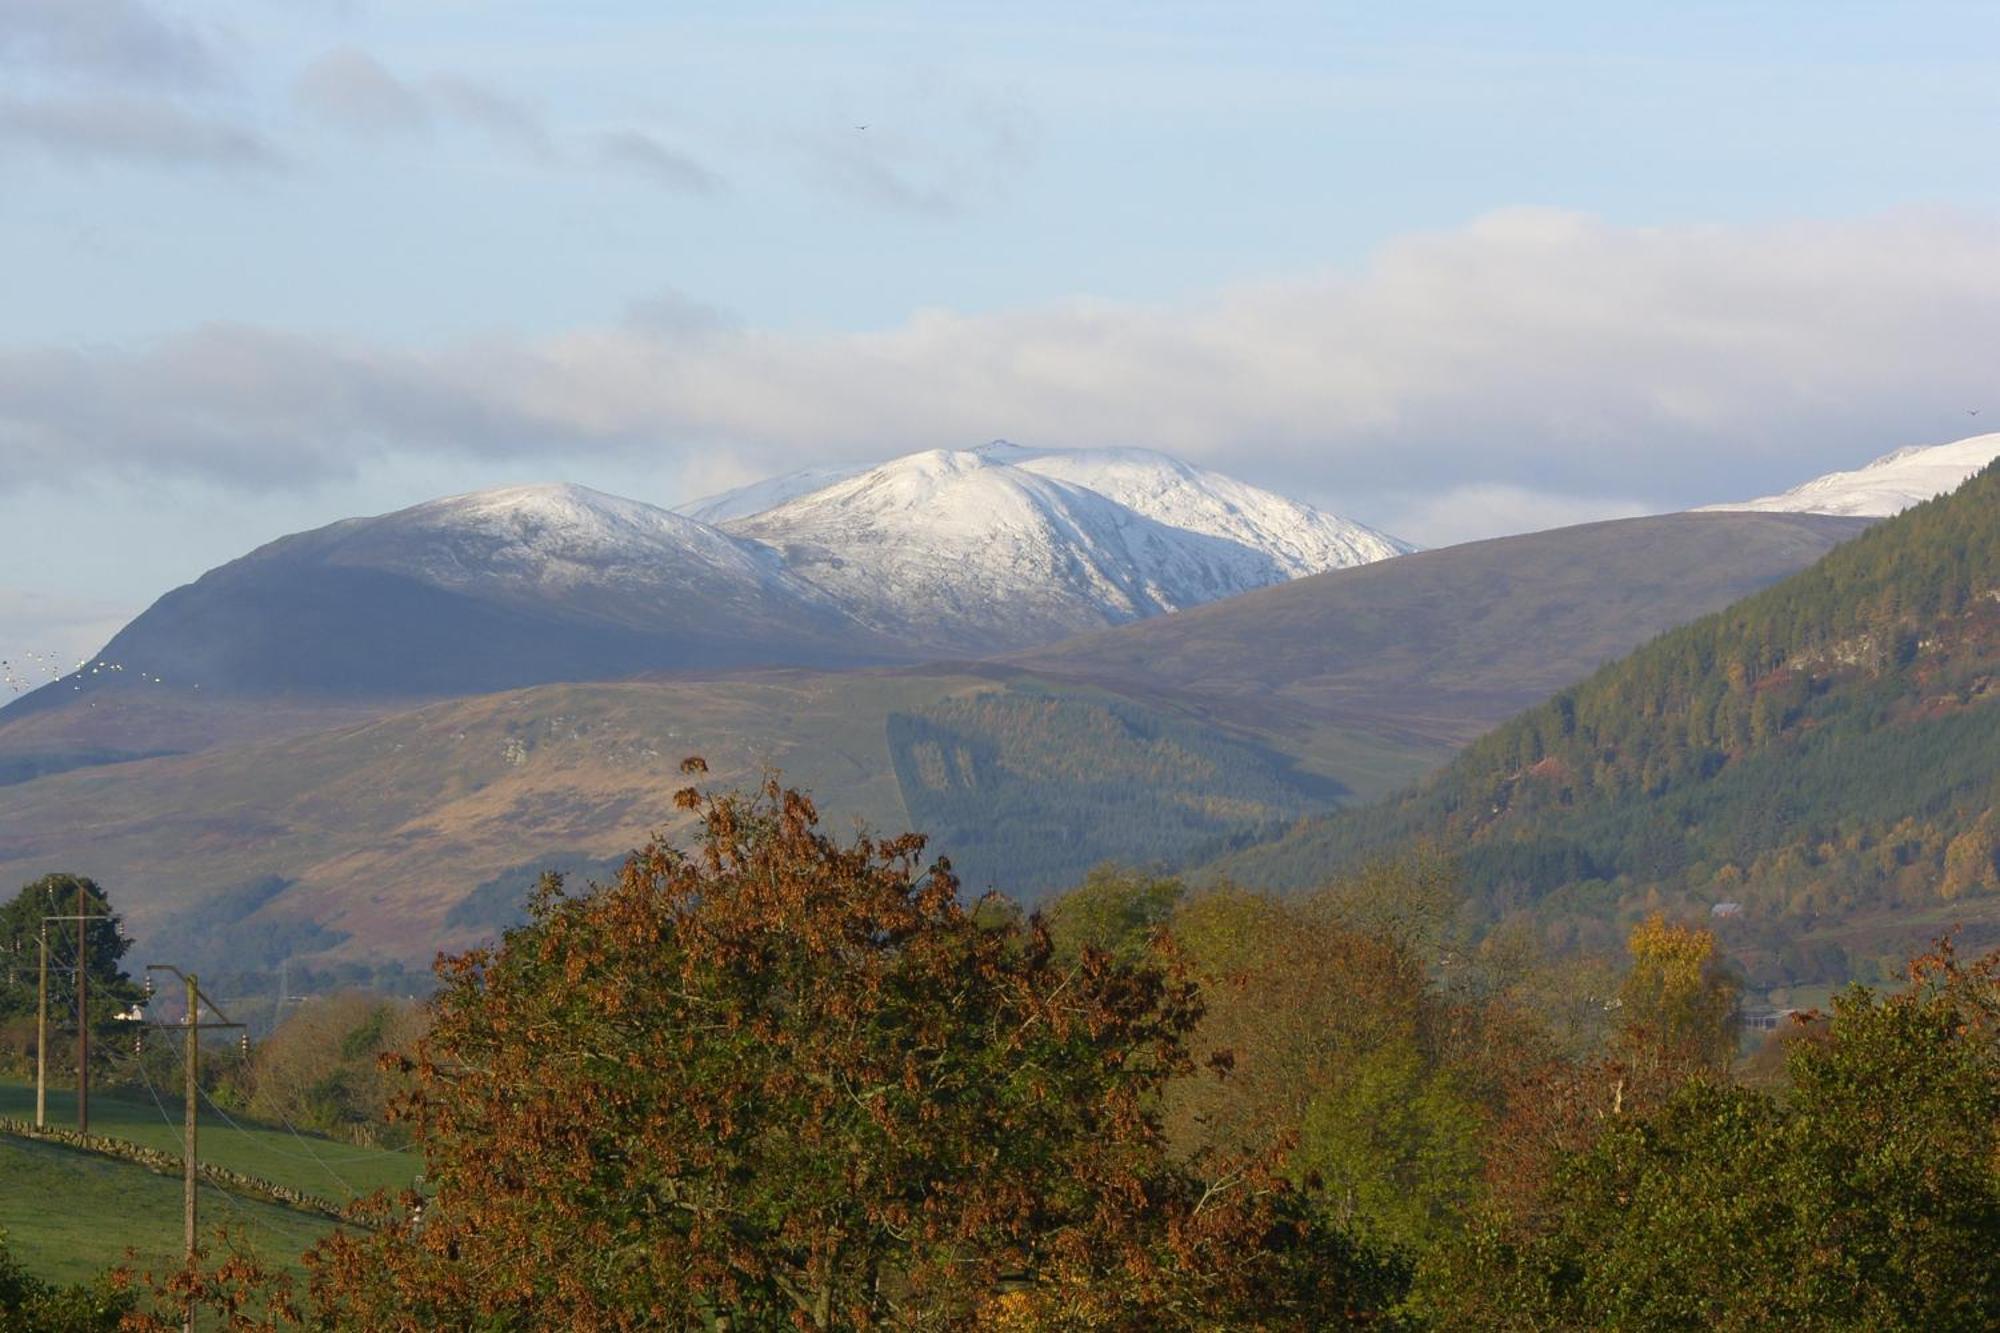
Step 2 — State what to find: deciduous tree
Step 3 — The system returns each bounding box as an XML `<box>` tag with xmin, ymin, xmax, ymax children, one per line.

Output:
<box><xmin>131</xmin><ymin>771</ymin><xmax>1375</xmax><ymax>1330</ymax></box>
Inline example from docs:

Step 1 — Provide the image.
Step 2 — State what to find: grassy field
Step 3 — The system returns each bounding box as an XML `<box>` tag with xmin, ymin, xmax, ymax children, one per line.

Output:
<box><xmin>0</xmin><ymin>1077</ymin><xmax>419</xmax><ymax>1201</ymax></box>
<box><xmin>0</xmin><ymin>1136</ymin><xmax>339</xmax><ymax>1288</ymax></box>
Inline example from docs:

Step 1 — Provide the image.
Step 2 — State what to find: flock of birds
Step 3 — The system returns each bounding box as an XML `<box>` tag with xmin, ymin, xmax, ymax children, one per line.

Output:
<box><xmin>1</xmin><ymin>650</ymin><xmax>191</xmax><ymax>698</ymax></box>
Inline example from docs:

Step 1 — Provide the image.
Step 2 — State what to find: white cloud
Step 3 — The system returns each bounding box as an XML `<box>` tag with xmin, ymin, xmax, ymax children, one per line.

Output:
<box><xmin>0</xmin><ymin>0</ymin><xmax>219</xmax><ymax>87</ymax></box>
<box><xmin>621</xmin><ymin>288</ymin><xmax>736</xmax><ymax>339</ymax></box>
<box><xmin>1</xmin><ymin>210</ymin><xmax>1997</xmax><ymax>519</ymax></box>
<box><xmin>595</xmin><ymin>129</ymin><xmax>724</xmax><ymax>194</ymax></box>
<box><xmin>1381</xmin><ymin>484</ymin><xmax>1654</xmax><ymax>548</ymax></box>
<box><xmin>294</xmin><ymin>49</ymin><xmax>560</xmax><ymax>163</ymax></box>
<box><xmin>0</xmin><ymin>95</ymin><xmax>281</xmax><ymax>169</ymax></box>
<box><xmin>428</xmin><ymin>75</ymin><xmax>554</xmax><ymax>160</ymax></box>
<box><xmin>294</xmin><ymin>47</ymin><xmax>431</xmax><ymax>137</ymax></box>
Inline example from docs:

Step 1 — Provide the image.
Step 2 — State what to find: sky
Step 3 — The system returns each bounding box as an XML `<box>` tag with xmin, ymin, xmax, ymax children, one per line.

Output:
<box><xmin>4</xmin><ymin>0</ymin><xmax>2000</xmax><ymax>667</ymax></box>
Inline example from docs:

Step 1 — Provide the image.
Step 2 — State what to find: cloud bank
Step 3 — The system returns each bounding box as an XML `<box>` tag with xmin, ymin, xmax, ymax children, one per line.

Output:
<box><xmin>0</xmin><ymin>0</ymin><xmax>220</xmax><ymax>87</ymax></box>
<box><xmin>0</xmin><ymin>94</ymin><xmax>280</xmax><ymax>169</ymax></box>
<box><xmin>3</xmin><ymin>210</ymin><xmax>1996</xmax><ymax>529</ymax></box>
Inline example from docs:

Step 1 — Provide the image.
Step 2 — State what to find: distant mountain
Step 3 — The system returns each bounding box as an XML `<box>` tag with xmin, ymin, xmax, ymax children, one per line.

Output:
<box><xmin>726</xmin><ymin>444</ymin><xmax>1408</xmax><ymax>654</ymax></box>
<box><xmin>1012</xmin><ymin>511</ymin><xmax>1871</xmax><ymax>788</ymax></box>
<box><xmin>977</xmin><ymin>441</ymin><xmax>1413</xmax><ymax>571</ymax></box>
<box><xmin>7</xmin><ymin>446</ymin><xmax>1408</xmax><ymax>724</ymax></box>
<box><xmin>1699</xmin><ymin>431</ymin><xmax>2000</xmax><ymax>517</ymax></box>
<box><xmin>49</xmin><ymin>483</ymin><xmax>890</xmax><ymax>702</ymax></box>
<box><xmin>0</xmin><ymin>509</ymin><xmax>1872</xmax><ymax>971</ymax></box>
<box><xmin>1215</xmin><ymin>461</ymin><xmax>2000</xmax><ymax>998</ymax></box>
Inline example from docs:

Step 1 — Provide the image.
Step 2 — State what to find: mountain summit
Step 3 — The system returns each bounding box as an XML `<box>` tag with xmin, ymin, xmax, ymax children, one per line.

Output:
<box><xmin>1699</xmin><ymin>431</ymin><xmax>2000</xmax><ymax>517</ymax></box>
<box><xmin>723</xmin><ymin>443</ymin><xmax>1410</xmax><ymax>653</ymax></box>
<box><xmin>63</xmin><ymin>483</ymin><xmax>884</xmax><ymax>700</ymax></box>
<box><xmin>13</xmin><ymin>445</ymin><xmax>1409</xmax><ymax>710</ymax></box>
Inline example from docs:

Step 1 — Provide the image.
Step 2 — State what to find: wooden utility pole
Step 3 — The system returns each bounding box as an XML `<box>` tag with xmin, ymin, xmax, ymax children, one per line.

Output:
<box><xmin>76</xmin><ymin>880</ymin><xmax>88</xmax><ymax>1133</ymax></box>
<box><xmin>183</xmin><ymin>973</ymin><xmax>198</xmax><ymax>1262</ymax></box>
<box><xmin>35</xmin><ymin>922</ymin><xmax>47</xmax><ymax>1129</ymax></box>
<box><xmin>39</xmin><ymin>906</ymin><xmax>114</xmax><ymax>1131</ymax></box>
<box><xmin>142</xmin><ymin>964</ymin><xmax>244</xmax><ymax>1333</ymax></box>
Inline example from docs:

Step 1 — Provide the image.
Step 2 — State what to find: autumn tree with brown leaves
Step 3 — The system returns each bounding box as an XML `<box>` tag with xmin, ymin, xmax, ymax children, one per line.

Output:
<box><xmin>127</xmin><ymin>767</ymin><xmax>1381</xmax><ymax>1331</ymax></box>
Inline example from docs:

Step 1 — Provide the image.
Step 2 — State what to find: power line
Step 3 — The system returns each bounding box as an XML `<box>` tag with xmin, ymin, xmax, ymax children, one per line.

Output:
<box><xmin>191</xmin><ymin>1080</ymin><xmax>362</xmax><ymax>1200</ymax></box>
<box><xmin>191</xmin><ymin>1087</ymin><xmax>410</xmax><ymax>1168</ymax></box>
<box><xmin>136</xmin><ymin>1035</ymin><xmax>265</xmax><ymax>1244</ymax></box>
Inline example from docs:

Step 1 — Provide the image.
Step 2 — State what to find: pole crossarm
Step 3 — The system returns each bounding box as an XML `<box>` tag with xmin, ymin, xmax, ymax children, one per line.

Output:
<box><xmin>139</xmin><ymin>963</ymin><xmax>248</xmax><ymax>1333</ymax></box>
<box><xmin>39</xmin><ymin>906</ymin><xmax>116</xmax><ymax>1134</ymax></box>
<box><xmin>141</xmin><ymin>963</ymin><xmax>246</xmax><ymax>1031</ymax></box>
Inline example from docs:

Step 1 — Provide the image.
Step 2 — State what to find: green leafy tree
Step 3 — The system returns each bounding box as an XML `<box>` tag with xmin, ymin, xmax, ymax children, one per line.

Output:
<box><xmin>1292</xmin><ymin>1043</ymin><xmax>1486</xmax><ymax>1254</ymax></box>
<box><xmin>1039</xmin><ymin>864</ymin><xmax>1182</xmax><ymax>961</ymax></box>
<box><xmin>1410</xmin><ymin>943</ymin><xmax>2000</xmax><ymax>1331</ymax></box>
<box><xmin>0</xmin><ymin>874</ymin><xmax>143</xmax><ymax>1074</ymax></box>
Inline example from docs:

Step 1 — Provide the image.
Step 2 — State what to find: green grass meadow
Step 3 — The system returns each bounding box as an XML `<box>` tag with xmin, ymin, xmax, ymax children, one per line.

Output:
<box><xmin>0</xmin><ymin>1077</ymin><xmax>420</xmax><ymax>1287</ymax></box>
<box><xmin>0</xmin><ymin>1137</ymin><xmax>337</xmax><ymax>1288</ymax></box>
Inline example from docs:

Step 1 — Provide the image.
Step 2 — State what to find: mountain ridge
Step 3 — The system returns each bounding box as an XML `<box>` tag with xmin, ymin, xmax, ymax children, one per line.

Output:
<box><xmin>0</xmin><ymin>510</ymin><xmax>1873</xmax><ymax>969</ymax></box>
<box><xmin>9</xmin><ymin>445</ymin><xmax>1410</xmax><ymax>717</ymax></box>
<box><xmin>1699</xmin><ymin>431</ymin><xmax>2000</xmax><ymax>517</ymax></box>
<box><xmin>1212</xmin><ymin>460</ymin><xmax>2000</xmax><ymax>997</ymax></box>
<box><xmin>728</xmin><ymin>446</ymin><xmax>1404</xmax><ymax>654</ymax></box>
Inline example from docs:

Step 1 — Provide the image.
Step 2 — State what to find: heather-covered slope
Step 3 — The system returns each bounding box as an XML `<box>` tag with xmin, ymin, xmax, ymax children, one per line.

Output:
<box><xmin>0</xmin><ymin>669</ymin><xmax>1326</xmax><ymax>965</ymax></box>
<box><xmin>1012</xmin><ymin>511</ymin><xmax>1870</xmax><ymax>777</ymax></box>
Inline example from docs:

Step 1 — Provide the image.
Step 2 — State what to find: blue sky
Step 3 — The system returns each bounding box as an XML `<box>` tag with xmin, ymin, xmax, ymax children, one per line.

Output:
<box><xmin>5</xmin><ymin>1</ymin><xmax>2000</xmax><ymax>666</ymax></box>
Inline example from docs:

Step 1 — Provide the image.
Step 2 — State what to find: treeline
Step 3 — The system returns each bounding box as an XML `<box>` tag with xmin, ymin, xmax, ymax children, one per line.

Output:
<box><xmin>1221</xmin><ymin>461</ymin><xmax>2000</xmax><ymax>989</ymax></box>
<box><xmin>0</xmin><ymin>873</ymin><xmax>425</xmax><ymax>1150</ymax></box>
<box><xmin>99</xmin><ymin>777</ymin><xmax>1999</xmax><ymax>1331</ymax></box>
<box><xmin>889</xmin><ymin>687</ymin><xmax>1333</xmax><ymax>899</ymax></box>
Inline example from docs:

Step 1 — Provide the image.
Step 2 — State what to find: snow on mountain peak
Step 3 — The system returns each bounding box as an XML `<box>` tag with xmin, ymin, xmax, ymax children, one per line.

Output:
<box><xmin>300</xmin><ymin>480</ymin><xmax>819</xmax><ymax>604</ymax></box>
<box><xmin>675</xmin><ymin>466</ymin><xmax>866</xmax><ymax>525</ymax></box>
<box><xmin>989</xmin><ymin>443</ymin><xmax>1413</xmax><ymax>573</ymax></box>
<box><xmin>212</xmin><ymin>444</ymin><xmax>1412</xmax><ymax>663</ymax></box>
<box><xmin>722</xmin><ymin>442</ymin><xmax>1412</xmax><ymax>652</ymax></box>
<box><xmin>698</xmin><ymin>440</ymin><xmax>1410</xmax><ymax>568</ymax></box>
<box><xmin>1698</xmin><ymin>433</ymin><xmax>2000</xmax><ymax>518</ymax></box>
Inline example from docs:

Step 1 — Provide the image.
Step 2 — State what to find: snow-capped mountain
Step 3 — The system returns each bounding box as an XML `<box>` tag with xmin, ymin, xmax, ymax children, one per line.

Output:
<box><xmin>24</xmin><ymin>445</ymin><xmax>1411</xmax><ymax>704</ymax></box>
<box><xmin>75</xmin><ymin>483</ymin><xmax>892</xmax><ymax>699</ymax></box>
<box><xmin>288</xmin><ymin>483</ymin><xmax>836</xmax><ymax>619</ymax></box>
<box><xmin>1698</xmin><ymin>432</ymin><xmax>2000</xmax><ymax>518</ymax></box>
<box><xmin>725</xmin><ymin>444</ymin><xmax>1409</xmax><ymax>653</ymax></box>
<box><xmin>977</xmin><ymin>441</ymin><xmax>1412</xmax><ymax>572</ymax></box>
<box><xmin>676</xmin><ymin>466</ymin><xmax>867</xmax><ymax>526</ymax></box>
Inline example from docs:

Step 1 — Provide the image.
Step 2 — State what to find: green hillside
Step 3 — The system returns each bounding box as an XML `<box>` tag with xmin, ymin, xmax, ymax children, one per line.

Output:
<box><xmin>1216</xmin><ymin>463</ymin><xmax>2000</xmax><ymax>998</ymax></box>
<box><xmin>888</xmin><ymin>685</ymin><xmax>1338</xmax><ymax>898</ymax></box>
<box><xmin>0</xmin><ymin>1080</ymin><xmax>418</xmax><ymax>1202</ymax></box>
<box><xmin>0</xmin><ymin>1079</ymin><xmax>416</xmax><ymax>1288</ymax></box>
<box><xmin>1013</xmin><ymin>511</ymin><xmax>1867</xmax><ymax>764</ymax></box>
<box><xmin>0</xmin><ymin>512</ymin><xmax>1869</xmax><ymax>976</ymax></box>
<box><xmin>0</xmin><ymin>1137</ymin><xmax>335</xmax><ymax>1288</ymax></box>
